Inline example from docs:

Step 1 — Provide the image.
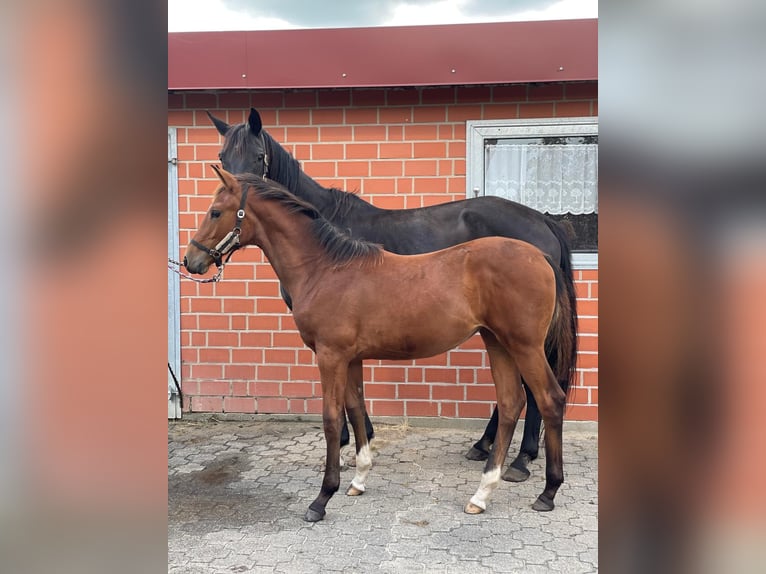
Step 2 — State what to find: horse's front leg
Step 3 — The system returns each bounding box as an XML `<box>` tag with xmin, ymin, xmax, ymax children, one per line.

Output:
<box><xmin>304</xmin><ymin>351</ymin><xmax>348</xmax><ymax>523</ymax></box>
<box><xmin>344</xmin><ymin>359</ymin><xmax>372</xmax><ymax>496</ymax></box>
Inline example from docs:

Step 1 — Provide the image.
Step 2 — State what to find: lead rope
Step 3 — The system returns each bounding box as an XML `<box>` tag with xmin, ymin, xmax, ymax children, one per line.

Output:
<box><xmin>167</xmin><ymin>253</ymin><xmax>234</xmax><ymax>283</ymax></box>
<box><xmin>168</xmin><ymin>362</ymin><xmax>183</xmax><ymax>409</ymax></box>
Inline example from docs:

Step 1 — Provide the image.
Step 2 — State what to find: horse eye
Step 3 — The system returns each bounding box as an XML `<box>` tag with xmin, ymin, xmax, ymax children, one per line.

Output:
<box><xmin>210</xmin><ymin>210</ymin><xmax>221</xmax><ymax>219</ymax></box>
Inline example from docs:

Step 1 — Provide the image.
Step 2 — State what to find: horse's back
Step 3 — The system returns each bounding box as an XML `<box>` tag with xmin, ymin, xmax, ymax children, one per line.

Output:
<box><xmin>438</xmin><ymin>196</ymin><xmax>562</xmax><ymax>259</ymax></box>
<box><xmin>460</xmin><ymin>236</ymin><xmax>554</xmax><ymax>284</ymax></box>
<box><xmin>373</xmin><ymin>196</ymin><xmax>562</xmax><ymax>261</ymax></box>
<box><xmin>382</xmin><ymin>235</ymin><xmax>552</xmax><ymax>284</ymax></box>
<box><xmin>380</xmin><ymin>236</ymin><xmax>555</xmax><ymax>317</ymax></box>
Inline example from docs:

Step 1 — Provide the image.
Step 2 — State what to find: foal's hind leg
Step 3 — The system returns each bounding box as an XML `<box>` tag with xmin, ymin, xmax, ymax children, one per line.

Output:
<box><xmin>466</xmin><ymin>387</ymin><xmax>542</xmax><ymax>481</ymax></box>
<box><xmin>503</xmin><ymin>384</ymin><xmax>542</xmax><ymax>482</ymax></box>
<box><xmin>465</xmin><ymin>332</ymin><xmax>525</xmax><ymax>514</ymax></box>
<box><xmin>505</xmin><ymin>337</ymin><xmax>562</xmax><ymax>481</ymax></box>
<box><xmin>512</xmin><ymin>348</ymin><xmax>566</xmax><ymax>512</ymax></box>
<box><xmin>343</xmin><ymin>360</ymin><xmax>373</xmax><ymax>496</ymax></box>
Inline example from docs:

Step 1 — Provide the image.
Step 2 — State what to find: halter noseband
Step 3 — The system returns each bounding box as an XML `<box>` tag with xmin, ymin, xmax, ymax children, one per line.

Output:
<box><xmin>190</xmin><ymin>183</ymin><xmax>250</xmax><ymax>267</ymax></box>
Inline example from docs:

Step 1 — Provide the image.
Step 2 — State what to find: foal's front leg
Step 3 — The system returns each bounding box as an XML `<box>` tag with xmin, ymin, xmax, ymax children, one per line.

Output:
<box><xmin>304</xmin><ymin>353</ymin><xmax>348</xmax><ymax>523</ymax></box>
<box><xmin>344</xmin><ymin>359</ymin><xmax>372</xmax><ymax>496</ymax></box>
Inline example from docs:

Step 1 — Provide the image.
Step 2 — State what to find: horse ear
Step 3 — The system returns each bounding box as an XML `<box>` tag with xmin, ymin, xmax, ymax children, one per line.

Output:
<box><xmin>210</xmin><ymin>165</ymin><xmax>237</xmax><ymax>191</ymax></box>
<box><xmin>248</xmin><ymin>108</ymin><xmax>263</xmax><ymax>135</ymax></box>
<box><xmin>206</xmin><ymin>111</ymin><xmax>230</xmax><ymax>136</ymax></box>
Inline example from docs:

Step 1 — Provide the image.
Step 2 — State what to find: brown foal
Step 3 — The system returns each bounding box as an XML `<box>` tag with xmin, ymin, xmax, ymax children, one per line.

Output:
<box><xmin>184</xmin><ymin>167</ymin><xmax>570</xmax><ymax>522</ymax></box>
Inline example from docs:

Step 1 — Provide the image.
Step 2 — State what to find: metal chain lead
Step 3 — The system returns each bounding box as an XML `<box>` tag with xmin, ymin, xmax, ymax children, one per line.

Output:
<box><xmin>168</xmin><ymin>258</ymin><xmax>226</xmax><ymax>283</ymax></box>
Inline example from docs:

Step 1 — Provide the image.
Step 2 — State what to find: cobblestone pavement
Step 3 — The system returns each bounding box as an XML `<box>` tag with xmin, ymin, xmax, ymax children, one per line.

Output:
<box><xmin>169</xmin><ymin>418</ymin><xmax>598</xmax><ymax>573</ymax></box>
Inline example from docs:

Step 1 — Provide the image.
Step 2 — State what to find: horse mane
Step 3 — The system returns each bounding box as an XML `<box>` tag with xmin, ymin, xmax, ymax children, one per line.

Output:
<box><xmin>236</xmin><ymin>174</ymin><xmax>383</xmax><ymax>267</ymax></box>
<box><xmin>261</xmin><ymin>131</ymin><xmax>372</xmax><ymax>220</ymax></box>
<box><xmin>261</xmin><ymin>131</ymin><xmax>303</xmax><ymax>190</ymax></box>
<box><xmin>221</xmin><ymin>125</ymin><xmax>304</xmax><ymax>188</ymax></box>
<box><xmin>223</xmin><ymin>123</ymin><xmax>373</xmax><ymax>220</ymax></box>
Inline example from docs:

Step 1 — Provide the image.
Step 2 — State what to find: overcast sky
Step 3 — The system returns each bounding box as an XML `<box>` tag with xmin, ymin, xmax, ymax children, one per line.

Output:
<box><xmin>168</xmin><ymin>0</ymin><xmax>597</xmax><ymax>32</ymax></box>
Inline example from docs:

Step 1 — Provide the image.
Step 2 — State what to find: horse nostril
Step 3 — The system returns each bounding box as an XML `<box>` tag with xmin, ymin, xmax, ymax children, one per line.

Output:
<box><xmin>183</xmin><ymin>256</ymin><xmax>188</xmax><ymax>267</ymax></box>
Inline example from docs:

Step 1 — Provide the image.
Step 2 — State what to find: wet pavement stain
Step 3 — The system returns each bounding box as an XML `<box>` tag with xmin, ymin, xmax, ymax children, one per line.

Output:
<box><xmin>194</xmin><ymin>455</ymin><xmax>248</xmax><ymax>486</ymax></box>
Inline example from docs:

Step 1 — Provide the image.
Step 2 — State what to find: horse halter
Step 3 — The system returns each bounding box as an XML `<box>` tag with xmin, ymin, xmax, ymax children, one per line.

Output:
<box><xmin>190</xmin><ymin>183</ymin><xmax>250</xmax><ymax>268</ymax></box>
<box><xmin>259</xmin><ymin>132</ymin><xmax>270</xmax><ymax>180</ymax></box>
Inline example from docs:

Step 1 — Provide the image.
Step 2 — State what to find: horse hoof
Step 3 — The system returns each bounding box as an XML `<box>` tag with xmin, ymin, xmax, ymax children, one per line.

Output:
<box><xmin>346</xmin><ymin>485</ymin><xmax>364</xmax><ymax>496</ymax></box>
<box><xmin>502</xmin><ymin>465</ymin><xmax>531</xmax><ymax>482</ymax></box>
<box><xmin>303</xmin><ymin>507</ymin><xmax>326</xmax><ymax>522</ymax></box>
<box><xmin>532</xmin><ymin>495</ymin><xmax>555</xmax><ymax>512</ymax></box>
<box><xmin>465</xmin><ymin>446</ymin><xmax>489</xmax><ymax>461</ymax></box>
<box><xmin>464</xmin><ymin>502</ymin><xmax>485</xmax><ymax>515</ymax></box>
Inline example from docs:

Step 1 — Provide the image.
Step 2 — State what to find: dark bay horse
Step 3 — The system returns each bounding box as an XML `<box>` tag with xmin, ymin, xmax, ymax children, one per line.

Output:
<box><xmin>207</xmin><ymin>108</ymin><xmax>578</xmax><ymax>481</ymax></box>
<box><xmin>184</xmin><ymin>168</ymin><xmax>571</xmax><ymax>521</ymax></box>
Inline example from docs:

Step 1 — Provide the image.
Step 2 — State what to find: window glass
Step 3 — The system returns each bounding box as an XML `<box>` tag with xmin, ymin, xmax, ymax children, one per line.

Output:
<box><xmin>484</xmin><ymin>135</ymin><xmax>598</xmax><ymax>252</ymax></box>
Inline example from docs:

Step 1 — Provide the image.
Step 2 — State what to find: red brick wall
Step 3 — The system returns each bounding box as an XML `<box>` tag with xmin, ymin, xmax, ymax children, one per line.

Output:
<box><xmin>168</xmin><ymin>81</ymin><xmax>598</xmax><ymax>421</ymax></box>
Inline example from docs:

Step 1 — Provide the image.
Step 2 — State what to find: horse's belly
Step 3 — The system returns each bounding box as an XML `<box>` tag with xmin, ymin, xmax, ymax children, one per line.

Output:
<box><xmin>358</xmin><ymin>323</ymin><xmax>478</xmax><ymax>361</ymax></box>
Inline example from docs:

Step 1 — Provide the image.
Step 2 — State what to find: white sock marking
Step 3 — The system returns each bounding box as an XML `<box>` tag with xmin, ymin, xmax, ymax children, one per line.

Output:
<box><xmin>350</xmin><ymin>444</ymin><xmax>372</xmax><ymax>492</ymax></box>
<box><xmin>469</xmin><ymin>467</ymin><xmax>502</xmax><ymax>511</ymax></box>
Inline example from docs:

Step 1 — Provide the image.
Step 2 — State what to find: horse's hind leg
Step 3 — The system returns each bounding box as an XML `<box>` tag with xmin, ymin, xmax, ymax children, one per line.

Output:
<box><xmin>503</xmin><ymin>384</ymin><xmax>542</xmax><ymax>482</ymax></box>
<box><xmin>513</xmin><ymin>348</ymin><xmax>566</xmax><ymax>512</ymax></box>
<box><xmin>305</xmin><ymin>351</ymin><xmax>348</xmax><ymax>522</ymax></box>
<box><xmin>468</xmin><ymin>387</ymin><xmax>542</xmax><ymax>481</ymax></box>
<box><xmin>344</xmin><ymin>360</ymin><xmax>373</xmax><ymax>496</ymax></box>
<box><xmin>465</xmin><ymin>331</ymin><xmax>525</xmax><ymax>514</ymax></box>
<box><xmin>505</xmin><ymin>336</ymin><xmax>562</xmax><ymax>481</ymax></box>
<box><xmin>340</xmin><ymin>410</ymin><xmax>374</xmax><ymax>446</ymax></box>
<box><xmin>340</xmin><ymin>371</ymin><xmax>375</xmax><ymax>467</ymax></box>
<box><xmin>465</xmin><ymin>406</ymin><xmax>498</xmax><ymax>461</ymax></box>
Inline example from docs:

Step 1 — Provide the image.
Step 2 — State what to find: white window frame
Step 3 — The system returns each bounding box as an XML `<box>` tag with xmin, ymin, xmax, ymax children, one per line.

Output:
<box><xmin>466</xmin><ymin>117</ymin><xmax>598</xmax><ymax>269</ymax></box>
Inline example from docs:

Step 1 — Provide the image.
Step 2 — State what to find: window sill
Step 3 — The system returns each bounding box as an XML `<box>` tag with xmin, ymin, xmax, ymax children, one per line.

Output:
<box><xmin>572</xmin><ymin>252</ymin><xmax>598</xmax><ymax>270</ymax></box>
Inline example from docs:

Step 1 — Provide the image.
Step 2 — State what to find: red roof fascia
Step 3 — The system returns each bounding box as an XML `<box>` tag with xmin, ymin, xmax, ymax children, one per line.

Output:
<box><xmin>169</xmin><ymin>19</ymin><xmax>597</xmax><ymax>90</ymax></box>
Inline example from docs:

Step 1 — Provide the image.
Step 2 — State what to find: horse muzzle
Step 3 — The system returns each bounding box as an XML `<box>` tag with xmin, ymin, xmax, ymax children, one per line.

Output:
<box><xmin>186</xmin><ymin>230</ymin><xmax>242</xmax><ymax>274</ymax></box>
<box><xmin>182</xmin><ymin>249</ymin><xmax>211</xmax><ymax>275</ymax></box>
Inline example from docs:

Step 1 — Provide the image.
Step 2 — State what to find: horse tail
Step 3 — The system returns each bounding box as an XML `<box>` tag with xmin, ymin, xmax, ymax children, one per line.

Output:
<box><xmin>543</xmin><ymin>218</ymin><xmax>578</xmax><ymax>407</ymax></box>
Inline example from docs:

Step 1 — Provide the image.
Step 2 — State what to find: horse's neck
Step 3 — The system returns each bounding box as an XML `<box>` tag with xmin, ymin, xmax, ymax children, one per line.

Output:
<box><xmin>249</xmin><ymin>202</ymin><xmax>325</xmax><ymax>297</ymax></box>
<box><xmin>294</xmin><ymin>171</ymin><xmax>336</xmax><ymax>212</ymax></box>
<box><xmin>269</xmin><ymin>138</ymin><xmax>379</xmax><ymax>223</ymax></box>
<box><xmin>298</xmin><ymin>172</ymin><xmax>381</xmax><ymax>226</ymax></box>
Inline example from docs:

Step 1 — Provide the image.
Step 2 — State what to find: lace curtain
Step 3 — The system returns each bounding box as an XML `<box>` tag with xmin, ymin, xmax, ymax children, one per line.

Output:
<box><xmin>485</xmin><ymin>143</ymin><xmax>598</xmax><ymax>215</ymax></box>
